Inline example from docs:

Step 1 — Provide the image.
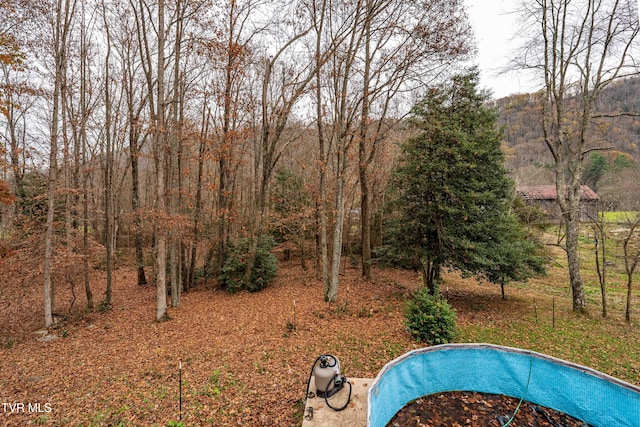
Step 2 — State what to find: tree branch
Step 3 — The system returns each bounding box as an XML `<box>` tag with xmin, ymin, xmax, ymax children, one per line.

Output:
<box><xmin>582</xmin><ymin>145</ymin><xmax>613</xmax><ymax>156</ymax></box>
<box><xmin>593</xmin><ymin>111</ymin><xmax>640</xmax><ymax>118</ymax></box>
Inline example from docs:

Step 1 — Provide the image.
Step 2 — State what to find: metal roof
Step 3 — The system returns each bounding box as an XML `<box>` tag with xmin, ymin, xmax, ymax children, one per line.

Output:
<box><xmin>517</xmin><ymin>185</ymin><xmax>599</xmax><ymax>201</ymax></box>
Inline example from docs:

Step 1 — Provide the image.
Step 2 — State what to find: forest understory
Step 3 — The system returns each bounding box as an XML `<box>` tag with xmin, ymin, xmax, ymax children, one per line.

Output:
<box><xmin>1</xmin><ymin>245</ymin><xmax>639</xmax><ymax>426</ymax></box>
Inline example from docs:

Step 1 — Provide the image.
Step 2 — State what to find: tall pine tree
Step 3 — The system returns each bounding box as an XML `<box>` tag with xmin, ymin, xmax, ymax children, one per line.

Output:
<box><xmin>386</xmin><ymin>70</ymin><xmax>545</xmax><ymax>296</ymax></box>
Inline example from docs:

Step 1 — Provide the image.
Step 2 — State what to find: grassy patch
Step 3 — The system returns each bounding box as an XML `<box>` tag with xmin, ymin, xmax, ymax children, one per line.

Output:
<box><xmin>457</xmin><ymin>291</ymin><xmax>640</xmax><ymax>385</ymax></box>
<box><xmin>600</xmin><ymin>211</ymin><xmax>639</xmax><ymax>223</ymax></box>
<box><xmin>452</xmin><ymin>223</ymin><xmax>640</xmax><ymax>385</ymax></box>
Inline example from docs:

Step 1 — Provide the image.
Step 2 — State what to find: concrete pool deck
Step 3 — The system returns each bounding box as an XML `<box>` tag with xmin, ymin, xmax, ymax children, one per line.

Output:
<box><xmin>302</xmin><ymin>377</ymin><xmax>372</xmax><ymax>427</ymax></box>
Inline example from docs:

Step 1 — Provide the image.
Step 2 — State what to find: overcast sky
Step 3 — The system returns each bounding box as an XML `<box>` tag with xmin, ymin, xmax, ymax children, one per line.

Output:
<box><xmin>464</xmin><ymin>0</ymin><xmax>540</xmax><ymax>99</ymax></box>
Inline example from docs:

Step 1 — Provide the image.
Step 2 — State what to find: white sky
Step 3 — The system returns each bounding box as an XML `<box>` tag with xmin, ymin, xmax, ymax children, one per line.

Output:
<box><xmin>465</xmin><ymin>0</ymin><xmax>640</xmax><ymax>99</ymax></box>
<box><xmin>464</xmin><ymin>0</ymin><xmax>540</xmax><ymax>99</ymax></box>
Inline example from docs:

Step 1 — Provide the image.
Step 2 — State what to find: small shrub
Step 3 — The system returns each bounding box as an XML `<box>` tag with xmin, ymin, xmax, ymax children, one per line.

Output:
<box><xmin>404</xmin><ymin>288</ymin><xmax>457</xmax><ymax>344</ymax></box>
<box><xmin>220</xmin><ymin>235</ymin><xmax>278</xmax><ymax>293</ymax></box>
<box><xmin>249</xmin><ymin>237</ymin><xmax>278</xmax><ymax>292</ymax></box>
<box><xmin>220</xmin><ymin>243</ymin><xmax>247</xmax><ymax>293</ymax></box>
<box><xmin>193</xmin><ymin>266</ymin><xmax>216</xmax><ymax>281</ymax></box>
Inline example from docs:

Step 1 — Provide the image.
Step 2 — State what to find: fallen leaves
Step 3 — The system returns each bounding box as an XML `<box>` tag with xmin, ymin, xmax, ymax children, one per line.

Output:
<box><xmin>1</xmin><ymin>249</ymin><xmax>638</xmax><ymax>426</ymax></box>
<box><xmin>387</xmin><ymin>391</ymin><xmax>587</xmax><ymax>427</ymax></box>
<box><xmin>0</xmin><ymin>260</ymin><xmax>419</xmax><ymax>426</ymax></box>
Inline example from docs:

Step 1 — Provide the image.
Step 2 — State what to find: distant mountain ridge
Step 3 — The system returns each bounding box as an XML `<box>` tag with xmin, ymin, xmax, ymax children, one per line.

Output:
<box><xmin>495</xmin><ymin>76</ymin><xmax>640</xmax><ymax>176</ymax></box>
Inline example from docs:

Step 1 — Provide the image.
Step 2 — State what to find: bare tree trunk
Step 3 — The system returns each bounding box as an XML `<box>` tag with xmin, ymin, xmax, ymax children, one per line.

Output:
<box><xmin>564</xmin><ymin>204</ymin><xmax>586</xmax><ymax>311</ymax></box>
<box><xmin>123</xmin><ymin>53</ymin><xmax>147</xmax><ymax>286</ymax></box>
<box><xmin>6</xmin><ymin>101</ymin><xmax>25</xmax><ymax>214</ymax></box>
<box><xmin>61</xmin><ymin>60</ymin><xmax>72</xmax><ymax>247</ymax></box>
<box><xmin>80</xmin><ymin>0</ymin><xmax>92</xmax><ymax>310</ymax></box>
<box><xmin>327</xmin><ymin>151</ymin><xmax>346</xmax><ymax>302</ymax></box>
<box><xmin>626</xmin><ymin>276</ymin><xmax>633</xmax><ymax>322</ymax></box>
<box><xmin>216</xmin><ymin>6</ymin><xmax>234</xmax><ymax>275</ymax></box>
<box><xmin>132</xmin><ymin>0</ymin><xmax>159</xmax><ymax>299</ymax></box>
<box><xmin>324</xmin><ymin>0</ymin><xmax>363</xmax><ymax>302</ymax></box>
<box><xmin>44</xmin><ymin>164</ymin><xmax>56</xmax><ymax>327</ymax></box>
<box><xmin>217</xmin><ymin>160</ymin><xmax>231</xmax><ymax>275</ymax></box>
<box><xmin>592</xmin><ymin>217</ymin><xmax>607</xmax><ymax>318</ymax></box>
<box><xmin>298</xmin><ymin>229</ymin><xmax>307</xmax><ymax>270</ymax></box>
<box><xmin>103</xmin><ymin>4</ymin><xmax>114</xmax><ymax>307</ymax></box>
<box><xmin>524</xmin><ymin>0</ymin><xmax>639</xmax><ymax>313</ymax></box>
<box><xmin>314</xmin><ymin>0</ymin><xmax>330</xmax><ymax>293</ymax></box>
<box><xmin>622</xmin><ymin>219</ymin><xmax>640</xmax><ymax>322</ymax></box>
<box><xmin>169</xmin><ymin>0</ymin><xmax>184</xmax><ymax>307</ymax></box>
<box><xmin>155</xmin><ymin>0</ymin><xmax>168</xmax><ymax>322</ymax></box>
<box><xmin>82</xmin><ymin>154</ymin><xmax>92</xmax><ymax>310</ymax></box>
<box><xmin>44</xmin><ymin>0</ymin><xmax>72</xmax><ymax>328</ymax></box>
<box><xmin>170</xmin><ymin>241</ymin><xmax>179</xmax><ymax>307</ymax></box>
<box><xmin>130</xmin><ymin>124</ymin><xmax>147</xmax><ymax>286</ymax></box>
<box><xmin>124</xmin><ymin>52</ymin><xmax>147</xmax><ymax>287</ymax></box>
<box><xmin>358</xmin><ymin>0</ymin><xmax>372</xmax><ymax>279</ymax></box>
<box><xmin>187</xmin><ymin>102</ymin><xmax>209</xmax><ymax>290</ymax></box>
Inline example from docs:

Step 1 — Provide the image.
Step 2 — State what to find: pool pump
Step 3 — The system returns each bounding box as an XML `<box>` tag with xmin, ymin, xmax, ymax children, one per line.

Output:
<box><xmin>313</xmin><ymin>354</ymin><xmax>345</xmax><ymax>398</ymax></box>
<box><xmin>305</xmin><ymin>354</ymin><xmax>353</xmax><ymax>414</ymax></box>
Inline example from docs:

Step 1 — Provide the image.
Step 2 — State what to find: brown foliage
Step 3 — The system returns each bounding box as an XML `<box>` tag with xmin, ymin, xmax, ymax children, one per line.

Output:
<box><xmin>0</xmin><ymin>147</ymin><xmax>15</xmax><ymax>205</ymax></box>
<box><xmin>0</xmin><ymin>232</ymin><xmax>105</xmax><ymax>345</ymax></box>
<box><xmin>0</xmin><ymin>259</ymin><xmax>420</xmax><ymax>426</ymax></box>
<box><xmin>388</xmin><ymin>391</ymin><xmax>587</xmax><ymax>427</ymax></box>
<box><xmin>0</xmin><ymin>179</ymin><xmax>15</xmax><ymax>205</ymax></box>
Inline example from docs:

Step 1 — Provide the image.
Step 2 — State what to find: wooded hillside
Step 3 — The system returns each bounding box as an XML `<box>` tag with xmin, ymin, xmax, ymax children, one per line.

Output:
<box><xmin>497</xmin><ymin>76</ymin><xmax>640</xmax><ymax>209</ymax></box>
<box><xmin>1</xmin><ymin>1</ymin><xmax>640</xmax><ymax>424</ymax></box>
<box><xmin>0</xmin><ymin>0</ymin><xmax>477</xmax><ymax>322</ymax></box>
<box><xmin>0</xmin><ymin>0</ymin><xmax>638</xmax><ymax>322</ymax></box>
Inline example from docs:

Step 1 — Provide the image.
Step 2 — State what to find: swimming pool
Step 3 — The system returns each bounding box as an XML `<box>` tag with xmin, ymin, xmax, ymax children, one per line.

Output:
<box><xmin>368</xmin><ymin>343</ymin><xmax>640</xmax><ymax>427</ymax></box>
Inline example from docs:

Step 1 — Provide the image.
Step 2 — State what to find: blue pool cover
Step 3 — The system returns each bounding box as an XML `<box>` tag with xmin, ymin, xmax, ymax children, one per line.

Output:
<box><xmin>368</xmin><ymin>343</ymin><xmax>640</xmax><ymax>427</ymax></box>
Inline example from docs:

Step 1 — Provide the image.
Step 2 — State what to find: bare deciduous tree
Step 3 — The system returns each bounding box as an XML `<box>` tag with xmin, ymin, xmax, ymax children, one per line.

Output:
<box><xmin>518</xmin><ymin>0</ymin><xmax>640</xmax><ymax>312</ymax></box>
<box><xmin>356</xmin><ymin>0</ymin><xmax>472</xmax><ymax>279</ymax></box>
<box><xmin>44</xmin><ymin>0</ymin><xmax>76</xmax><ymax>328</ymax></box>
<box><xmin>621</xmin><ymin>214</ymin><xmax>640</xmax><ymax>322</ymax></box>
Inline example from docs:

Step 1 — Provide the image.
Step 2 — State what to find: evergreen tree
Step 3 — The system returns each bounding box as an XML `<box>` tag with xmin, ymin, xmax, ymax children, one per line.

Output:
<box><xmin>582</xmin><ymin>153</ymin><xmax>607</xmax><ymax>190</ymax></box>
<box><xmin>386</xmin><ymin>70</ymin><xmax>545</xmax><ymax>295</ymax></box>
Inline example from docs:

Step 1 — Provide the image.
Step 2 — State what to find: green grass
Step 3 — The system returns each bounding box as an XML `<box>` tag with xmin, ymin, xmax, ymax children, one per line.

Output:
<box><xmin>600</xmin><ymin>211</ymin><xmax>639</xmax><ymax>223</ymax></box>
<box><xmin>456</xmin><ymin>223</ymin><xmax>640</xmax><ymax>385</ymax></box>
<box><xmin>458</xmin><ymin>312</ymin><xmax>640</xmax><ymax>384</ymax></box>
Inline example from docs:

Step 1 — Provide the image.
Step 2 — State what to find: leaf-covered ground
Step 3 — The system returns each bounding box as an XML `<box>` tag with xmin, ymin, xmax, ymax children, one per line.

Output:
<box><xmin>0</xmin><ymin>258</ymin><xmax>422</xmax><ymax>426</ymax></box>
<box><xmin>1</xmin><ymin>252</ymin><xmax>639</xmax><ymax>426</ymax></box>
<box><xmin>387</xmin><ymin>391</ymin><xmax>587</xmax><ymax>427</ymax></box>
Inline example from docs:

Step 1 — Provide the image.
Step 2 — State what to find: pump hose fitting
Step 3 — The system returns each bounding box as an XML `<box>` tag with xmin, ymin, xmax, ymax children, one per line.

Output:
<box><xmin>324</xmin><ymin>374</ymin><xmax>352</xmax><ymax>412</ymax></box>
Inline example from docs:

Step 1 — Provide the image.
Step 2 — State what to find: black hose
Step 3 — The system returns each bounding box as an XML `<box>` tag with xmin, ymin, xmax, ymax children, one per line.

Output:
<box><xmin>304</xmin><ymin>354</ymin><xmax>338</xmax><ymax>401</ymax></box>
<box><xmin>324</xmin><ymin>374</ymin><xmax>352</xmax><ymax>412</ymax></box>
<box><xmin>502</xmin><ymin>351</ymin><xmax>534</xmax><ymax>426</ymax></box>
<box><xmin>304</xmin><ymin>354</ymin><xmax>352</xmax><ymax>412</ymax></box>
